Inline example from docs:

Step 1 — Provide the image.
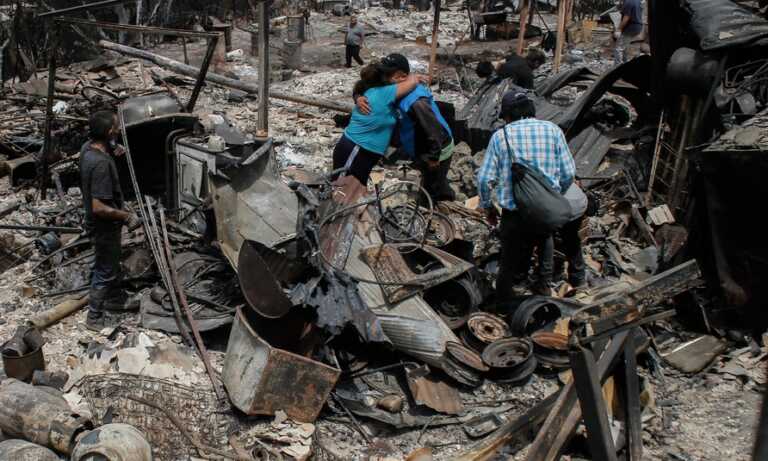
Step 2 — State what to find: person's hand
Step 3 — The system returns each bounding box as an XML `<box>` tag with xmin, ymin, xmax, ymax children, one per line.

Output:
<box><xmin>426</xmin><ymin>159</ymin><xmax>440</xmax><ymax>170</ymax></box>
<box><xmin>613</xmin><ymin>31</ymin><xmax>621</xmax><ymax>41</ymax></box>
<box><xmin>356</xmin><ymin>96</ymin><xmax>372</xmax><ymax>115</ymax></box>
<box><xmin>125</xmin><ymin>213</ymin><xmax>142</xmax><ymax>230</ymax></box>
<box><xmin>113</xmin><ymin>144</ymin><xmax>126</xmax><ymax>157</ymax></box>
<box><xmin>483</xmin><ymin>207</ymin><xmax>499</xmax><ymax>227</ymax></box>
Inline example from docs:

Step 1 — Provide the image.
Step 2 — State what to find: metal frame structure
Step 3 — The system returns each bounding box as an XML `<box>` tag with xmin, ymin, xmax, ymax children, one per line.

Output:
<box><xmin>37</xmin><ymin>0</ymin><xmax>220</xmax><ymax>199</ymax></box>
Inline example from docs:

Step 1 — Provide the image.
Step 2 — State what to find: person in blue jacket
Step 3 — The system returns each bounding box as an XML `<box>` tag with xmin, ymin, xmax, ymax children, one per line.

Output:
<box><xmin>356</xmin><ymin>54</ymin><xmax>455</xmax><ymax>202</ymax></box>
<box><xmin>333</xmin><ymin>60</ymin><xmax>426</xmax><ymax>186</ymax></box>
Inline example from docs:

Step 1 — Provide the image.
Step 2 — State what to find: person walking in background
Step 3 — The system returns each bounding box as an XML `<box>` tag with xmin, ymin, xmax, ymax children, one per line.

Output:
<box><xmin>613</xmin><ymin>0</ymin><xmax>643</xmax><ymax>63</ymax></box>
<box><xmin>345</xmin><ymin>16</ymin><xmax>366</xmax><ymax>68</ymax></box>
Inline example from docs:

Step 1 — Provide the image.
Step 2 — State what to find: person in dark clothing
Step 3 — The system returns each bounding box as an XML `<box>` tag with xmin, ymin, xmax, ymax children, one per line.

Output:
<box><xmin>356</xmin><ymin>54</ymin><xmax>455</xmax><ymax>202</ymax></box>
<box><xmin>536</xmin><ymin>184</ymin><xmax>588</xmax><ymax>295</ymax></box>
<box><xmin>613</xmin><ymin>0</ymin><xmax>643</xmax><ymax>62</ymax></box>
<box><xmin>80</xmin><ymin>110</ymin><xmax>139</xmax><ymax>331</ymax></box>
<box><xmin>475</xmin><ymin>61</ymin><xmax>495</xmax><ymax>80</ymax></box>
<box><xmin>476</xmin><ymin>49</ymin><xmax>546</xmax><ymax>89</ymax></box>
<box><xmin>345</xmin><ymin>16</ymin><xmax>365</xmax><ymax>68</ymax></box>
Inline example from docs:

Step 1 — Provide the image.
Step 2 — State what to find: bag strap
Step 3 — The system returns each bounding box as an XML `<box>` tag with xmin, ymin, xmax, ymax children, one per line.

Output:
<box><xmin>501</xmin><ymin>125</ymin><xmax>519</xmax><ymax>165</ymax></box>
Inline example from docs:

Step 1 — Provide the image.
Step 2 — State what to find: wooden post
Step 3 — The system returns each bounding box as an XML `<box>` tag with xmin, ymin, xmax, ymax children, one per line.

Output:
<box><xmin>553</xmin><ymin>0</ymin><xmax>567</xmax><ymax>73</ymax></box>
<box><xmin>257</xmin><ymin>1</ymin><xmax>269</xmax><ymax>136</ymax></box>
<box><xmin>428</xmin><ymin>0</ymin><xmax>441</xmax><ymax>84</ymax></box>
<box><xmin>41</xmin><ymin>25</ymin><xmax>57</xmax><ymax>201</ymax></box>
<box><xmin>181</xmin><ymin>37</ymin><xmax>189</xmax><ymax>64</ymax></box>
<box><xmin>517</xmin><ymin>0</ymin><xmax>529</xmax><ymax>55</ymax></box>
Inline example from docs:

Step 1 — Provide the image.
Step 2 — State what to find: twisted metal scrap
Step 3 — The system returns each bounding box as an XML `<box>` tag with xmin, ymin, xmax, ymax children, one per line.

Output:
<box><xmin>78</xmin><ymin>373</ymin><xmax>238</xmax><ymax>460</ymax></box>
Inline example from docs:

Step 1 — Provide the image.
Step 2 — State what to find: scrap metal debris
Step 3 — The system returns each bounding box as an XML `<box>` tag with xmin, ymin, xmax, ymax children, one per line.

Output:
<box><xmin>0</xmin><ymin>0</ymin><xmax>766</xmax><ymax>460</ymax></box>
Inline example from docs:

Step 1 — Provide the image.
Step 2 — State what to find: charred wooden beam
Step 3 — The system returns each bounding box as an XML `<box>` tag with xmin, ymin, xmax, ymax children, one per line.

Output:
<box><xmin>98</xmin><ymin>40</ymin><xmax>354</xmax><ymax>113</ymax></box>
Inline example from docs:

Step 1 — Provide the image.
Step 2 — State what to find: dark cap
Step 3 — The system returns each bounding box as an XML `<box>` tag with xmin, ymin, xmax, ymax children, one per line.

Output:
<box><xmin>501</xmin><ymin>91</ymin><xmax>531</xmax><ymax>113</ymax></box>
<box><xmin>380</xmin><ymin>53</ymin><xmax>410</xmax><ymax>74</ymax></box>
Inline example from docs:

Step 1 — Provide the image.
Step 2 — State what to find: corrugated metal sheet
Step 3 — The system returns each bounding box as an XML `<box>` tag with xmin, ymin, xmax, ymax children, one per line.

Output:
<box><xmin>340</xmin><ymin>210</ymin><xmax>462</xmax><ymax>369</ymax></box>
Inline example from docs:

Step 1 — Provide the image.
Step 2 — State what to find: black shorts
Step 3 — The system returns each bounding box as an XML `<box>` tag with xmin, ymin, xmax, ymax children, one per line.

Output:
<box><xmin>332</xmin><ymin>135</ymin><xmax>381</xmax><ymax>185</ymax></box>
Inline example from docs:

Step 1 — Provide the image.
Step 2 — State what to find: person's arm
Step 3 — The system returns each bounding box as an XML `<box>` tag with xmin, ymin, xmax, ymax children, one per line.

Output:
<box><xmin>92</xmin><ymin>198</ymin><xmax>130</xmax><ymax>222</ymax></box>
<box><xmin>409</xmin><ymin>98</ymin><xmax>447</xmax><ymax>162</ymax></box>
<box><xmin>355</xmin><ymin>96</ymin><xmax>372</xmax><ymax>115</ymax></box>
<box><xmin>555</xmin><ymin>128</ymin><xmax>576</xmax><ymax>193</ymax></box>
<box><xmin>395</xmin><ymin>74</ymin><xmax>427</xmax><ymax>100</ymax></box>
<box><xmin>477</xmin><ymin>134</ymin><xmax>501</xmax><ymax>224</ymax></box>
<box><xmin>618</xmin><ymin>14</ymin><xmax>631</xmax><ymax>33</ymax></box>
<box><xmin>615</xmin><ymin>3</ymin><xmax>632</xmax><ymax>38</ymax></box>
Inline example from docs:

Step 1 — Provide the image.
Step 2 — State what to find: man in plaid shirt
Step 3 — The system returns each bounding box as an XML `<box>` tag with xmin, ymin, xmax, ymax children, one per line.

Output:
<box><xmin>477</xmin><ymin>92</ymin><xmax>576</xmax><ymax>301</ymax></box>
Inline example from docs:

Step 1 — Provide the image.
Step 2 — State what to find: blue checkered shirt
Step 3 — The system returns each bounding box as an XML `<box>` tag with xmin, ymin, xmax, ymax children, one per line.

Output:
<box><xmin>477</xmin><ymin>118</ymin><xmax>576</xmax><ymax>211</ymax></box>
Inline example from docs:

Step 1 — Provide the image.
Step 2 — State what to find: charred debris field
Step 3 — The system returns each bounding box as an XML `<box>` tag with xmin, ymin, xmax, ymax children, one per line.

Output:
<box><xmin>0</xmin><ymin>1</ymin><xmax>766</xmax><ymax>460</ymax></box>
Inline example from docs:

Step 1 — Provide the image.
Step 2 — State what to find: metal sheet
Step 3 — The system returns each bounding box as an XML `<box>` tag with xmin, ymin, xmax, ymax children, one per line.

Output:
<box><xmin>222</xmin><ymin>308</ymin><xmax>340</xmax><ymax>423</ymax></box>
<box><xmin>202</xmin><ymin>138</ymin><xmax>298</xmax><ymax>269</ymax></box>
<box><xmin>320</xmin><ymin>193</ymin><xmax>463</xmax><ymax>369</ymax></box>
<box><xmin>359</xmin><ymin>244</ymin><xmax>474</xmax><ymax>305</ymax></box>
<box><xmin>405</xmin><ymin>364</ymin><xmax>464</xmax><ymax>415</ymax></box>
<box><xmin>121</xmin><ymin>93</ymin><xmax>186</xmax><ymax>127</ymax></box>
<box><xmin>238</xmin><ymin>240</ymin><xmax>292</xmax><ymax>318</ymax></box>
<box><xmin>683</xmin><ymin>0</ymin><xmax>768</xmax><ymax>51</ymax></box>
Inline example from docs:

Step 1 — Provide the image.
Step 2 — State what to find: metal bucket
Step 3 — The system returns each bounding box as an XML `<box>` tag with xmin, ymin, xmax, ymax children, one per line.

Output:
<box><xmin>222</xmin><ymin>308</ymin><xmax>340</xmax><ymax>423</ymax></box>
<box><xmin>283</xmin><ymin>39</ymin><xmax>303</xmax><ymax>70</ymax></box>
<box><xmin>1</xmin><ymin>328</ymin><xmax>45</xmax><ymax>382</ymax></box>
<box><xmin>71</xmin><ymin>424</ymin><xmax>153</xmax><ymax>461</ymax></box>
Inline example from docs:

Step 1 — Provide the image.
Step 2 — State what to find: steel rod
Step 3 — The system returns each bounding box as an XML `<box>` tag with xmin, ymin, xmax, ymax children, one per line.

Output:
<box><xmin>257</xmin><ymin>1</ymin><xmax>270</xmax><ymax>134</ymax></box>
<box><xmin>186</xmin><ymin>34</ymin><xmax>219</xmax><ymax>112</ymax></box>
<box><xmin>37</xmin><ymin>0</ymin><xmax>133</xmax><ymax>18</ymax></box>
<box><xmin>56</xmin><ymin>17</ymin><xmax>219</xmax><ymax>38</ymax></box>
<box><xmin>160</xmin><ymin>206</ymin><xmax>225</xmax><ymax>399</ymax></box>
<box><xmin>0</xmin><ymin>224</ymin><xmax>82</xmax><ymax>233</ymax></box>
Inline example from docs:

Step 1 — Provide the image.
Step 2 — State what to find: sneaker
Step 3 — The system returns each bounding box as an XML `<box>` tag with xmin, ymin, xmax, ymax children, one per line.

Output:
<box><xmin>569</xmin><ymin>274</ymin><xmax>588</xmax><ymax>290</ymax></box>
<box><xmin>84</xmin><ymin>311</ymin><xmax>105</xmax><ymax>332</ymax></box>
<box><xmin>532</xmin><ymin>280</ymin><xmax>555</xmax><ymax>297</ymax></box>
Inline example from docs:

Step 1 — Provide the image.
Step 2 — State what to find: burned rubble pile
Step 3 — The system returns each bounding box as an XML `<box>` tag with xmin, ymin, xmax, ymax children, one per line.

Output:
<box><xmin>1</xmin><ymin>0</ymin><xmax>768</xmax><ymax>460</ymax></box>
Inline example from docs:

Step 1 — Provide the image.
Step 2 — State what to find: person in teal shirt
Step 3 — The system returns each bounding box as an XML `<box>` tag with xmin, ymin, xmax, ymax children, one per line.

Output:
<box><xmin>333</xmin><ymin>61</ymin><xmax>425</xmax><ymax>185</ymax></box>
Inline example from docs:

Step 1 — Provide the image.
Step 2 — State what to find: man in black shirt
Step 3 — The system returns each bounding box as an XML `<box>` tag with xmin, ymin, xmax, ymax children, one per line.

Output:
<box><xmin>80</xmin><ymin>110</ymin><xmax>139</xmax><ymax>331</ymax></box>
<box><xmin>476</xmin><ymin>49</ymin><xmax>546</xmax><ymax>89</ymax></box>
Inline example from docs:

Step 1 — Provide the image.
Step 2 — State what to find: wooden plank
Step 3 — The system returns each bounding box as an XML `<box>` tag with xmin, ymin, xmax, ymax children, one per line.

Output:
<box><xmin>553</xmin><ymin>0</ymin><xmax>567</xmax><ymax>73</ymax></box>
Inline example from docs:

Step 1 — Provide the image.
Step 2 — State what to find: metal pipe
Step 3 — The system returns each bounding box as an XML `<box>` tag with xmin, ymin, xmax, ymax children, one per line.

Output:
<box><xmin>186</xmin><ymin>34</ymin><xmax>219</xmax><ymax>112</ymax></box>
<box><xmin>427</xmin><ymin>0</ymin><xmax>441</xmax><ymax>84</ymax></box>
<box><xmin>56</xmin><ymin>17</ymin><xmax>219</xmax><ymax>39</ymax></box>
<box><xmin>37</xmin><ymin>0</ymin><xmax>133</xmax><ymax>18</ymax></box>
<box><xmin>41</xmin><ymin>26</ymin><xmax>58</xmax><ymax>200</ymax></box>
<box><xmin>159</xmin><ymin>206</ymin><xmax>225</xmax><ymax>399</ymax></box>
<box><xmin>0</xmin><ymin>224</ymin><xmax>82</xmax><ymax>233</ymax></box>
<box><xmin>257</xmin><ymin>2</ymin><xmax>270</xmax><ymax>135</ymax></box>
